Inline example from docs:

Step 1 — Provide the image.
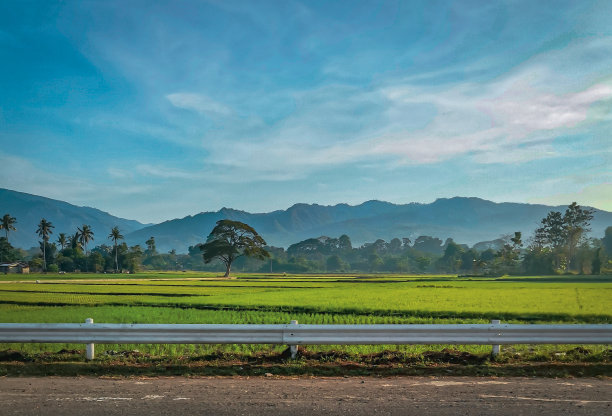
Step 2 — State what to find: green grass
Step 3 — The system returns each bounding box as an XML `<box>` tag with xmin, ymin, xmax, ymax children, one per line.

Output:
<box><xmin>0</xmin><ymin>273</ymin><xmax>610</xmax><ymax>359</ymax></box>
<box><xmin>1</xmin><ymin>276</ymin><xmax>610</xmax><ymax>320</ymax></box>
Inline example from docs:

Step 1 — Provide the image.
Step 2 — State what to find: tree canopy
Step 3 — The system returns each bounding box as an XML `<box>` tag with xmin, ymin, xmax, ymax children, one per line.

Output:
<box><xmin>1</xmin><ymin>214</ymin><xmax>17</xmax><ymax>242</ymax></box>
<box><xmin>200</xmin><ymin>220</ymin><xmax>269</xmax><ymax>277</ymax></box>
<box><xmin>533</xmin><ymin>202</ymin><xmax>595</xmax><ymax>271</ymax></box>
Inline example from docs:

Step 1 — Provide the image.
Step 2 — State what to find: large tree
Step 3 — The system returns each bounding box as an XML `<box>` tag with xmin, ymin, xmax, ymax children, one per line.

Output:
<box><xmin>533</xmin><ymin>202</ymin><xmax>595</xmax><ymax>271</ymax></box>
<box><xmin>1</xmin><ymin>214</ymin><xmax>17</xmax><ymax>242</ymax></box>
<box><xmin>108</xmin><ymin>226</ymin><xmax>124</xmax><ymax>273</ymax></box>
<box><xmin>36</xmin><ymin>218</ymin><xmax>54</xmax><ymax>272</ymax></box>
<box><xmin>535</xmin><ymin>211</ymin><xmax>565</xmax><ymax>250</ymax></box>
<box><xmin>200</xmin><ymin>220</ymin><xmax>269</xmax><ymax>277</ymax></box>
<box><xmin>287</xmin><ymin>238</ymin><xmax>325</xmax><ymax>256</ymax></box>
<box><xmin>563</xmin><ymin>202</ymin><xmax>594</xmax><ymax>270</ymax></box>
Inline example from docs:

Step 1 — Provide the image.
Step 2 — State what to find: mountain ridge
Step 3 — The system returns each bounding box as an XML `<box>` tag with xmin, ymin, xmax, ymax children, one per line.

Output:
<box><xmin>0</xmin><ymin>188</ymin><xmax>148</xmax><ymax>249</ymax></box>
<box><xmin>124</xmin><ymin>197</ymin><xmax>612</xmax><ymax>253</ymax></box>
<box><xmin>2</xmin><ymin>188</ymin><xmax>611</xmax><ymax>253</ymax></box>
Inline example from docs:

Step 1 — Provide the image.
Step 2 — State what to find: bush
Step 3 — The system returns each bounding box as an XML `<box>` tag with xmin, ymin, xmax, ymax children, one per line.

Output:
<box><xmin>57</xmin><ymin>256</ymin><xmax>75</xmax><ymax>272</ymax></box>
<box><xmin>28</xmin><ymin>258</ymin><xmax>43</xmax><ymax>272</ymax></box>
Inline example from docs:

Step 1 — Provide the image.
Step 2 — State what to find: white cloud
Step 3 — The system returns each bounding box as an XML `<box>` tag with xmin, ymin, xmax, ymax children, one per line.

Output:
<box><xmin>197</xmin><ymin>71</ymin><xmax>612</xmax><ymax>180</ymax></box>
<box><xmin>176</xmin><ymin>33</ymin><xmax>612</xmax><ymax>183</ymax></box>
<box><xmin>370</xmin><ymin>77</ymin><xmax>612</xmax><ymax>164</ymax></box>
<box><xmin>478</xmin><ymin>83</ymin><xmax>612</xmax><ymax>133</ymax></box>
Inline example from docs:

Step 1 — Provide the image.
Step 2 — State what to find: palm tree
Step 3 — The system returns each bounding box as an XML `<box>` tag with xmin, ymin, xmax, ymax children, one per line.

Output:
<box><xmin>77</xmin><ymin>225</ymin><xmax>94</xmax><ymax>272</ymax></box>
<box><xmin>57</xmin><ymin>233</ymin><xmax>67</xmax><ymax>250</ymax></box>
<box><xmin>70</xmin><ymin>232</ymin><xmax>81</xmax><ymax>250</ymax></box>
<box><xmin>1</xmin><ymin>214</ymin><xmax>17</xmax><ymax>242</ymax></box>
<box><xmin>108</xmin><ymin>226</ymin><xmax>124</xmax><ymax>273</ymax></box>
<box><xmin>36</xmin><ymin>218</ymin><xmax>54</xmax><ymax>272</ymax></box>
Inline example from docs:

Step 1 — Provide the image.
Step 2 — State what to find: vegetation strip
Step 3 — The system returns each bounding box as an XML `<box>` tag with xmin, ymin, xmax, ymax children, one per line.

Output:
<box><xmin>0</xmin><ymin>289</ymin><xmax>207</xmax><ymax>298</ymax></box>
<box><xmin>0</xmin><ymin>300</ymin><xmax>609</xmax><ymax>323</ymax></box>
<box><xmin>0</xmin><ymin>348</ymin><xmax>610</xmax><ymax>378</ymax></box>
<box><xmin>27</xmin><ymin>283</ymin><xmax>327</xmax><ymax>289</ymax></box>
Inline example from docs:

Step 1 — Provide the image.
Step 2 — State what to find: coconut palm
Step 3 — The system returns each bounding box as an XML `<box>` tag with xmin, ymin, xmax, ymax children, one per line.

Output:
<box><xmin>70</xmin><ymin>232</ymin><xmax>81</xmax><ymax>250</ymax></box>
<box><xmin>36</xmin><ymin>218</ymin><xmax>54</xmax><ymax>272</ymax></box>
<box><xmin>77</xmin><ymin>225</ymin><xmax>94</xmax><ymax>272</ymax></box>
<box><xmin>1</xmin><ymin>214</ymin><xmax>17</xmax><ymax>242</ymax></box>
<box><xmin>57</xmin><ymin>233</ymin><xmax>68</xmax><ymax>250</ymax></box>
<box><xmin>108</xmin><ymin>226</ymin><xmax>124</xmax><ymax>273</ymax></box>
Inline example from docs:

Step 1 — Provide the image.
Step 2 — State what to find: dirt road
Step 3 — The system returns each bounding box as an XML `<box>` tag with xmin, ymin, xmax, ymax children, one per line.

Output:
<box><xmin>0</xmin><ymin>376</ymin><xmax>610</xmax><ymax>415</ymax></box>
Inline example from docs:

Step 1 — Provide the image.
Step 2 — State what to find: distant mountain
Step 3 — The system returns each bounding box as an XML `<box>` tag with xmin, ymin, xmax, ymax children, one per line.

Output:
<box><xmin>0</xmin><ymin>188</ymin><xmax>148</xmax><ymax>249</ymax></box>
<box><xmin>3</xmin><ymin>188</ymin><xmax>610</xmax><ymax>253</ymax></box>
<box><xmin>124</xmin><ymin>197</ymin><xmax>612</xmax><ymax>253</ymax></box>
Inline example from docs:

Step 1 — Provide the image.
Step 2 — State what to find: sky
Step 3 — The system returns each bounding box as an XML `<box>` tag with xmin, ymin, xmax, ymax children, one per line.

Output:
<box><xmin>0</xmin><ymin>0</ymin><xmax>611</xmax><ymax>223</ymax></box>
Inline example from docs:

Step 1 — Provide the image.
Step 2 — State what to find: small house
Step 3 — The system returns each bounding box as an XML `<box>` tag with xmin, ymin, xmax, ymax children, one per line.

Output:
<box><xmin>0</xmin><ymin>262</ymin><xmax>30</xmax><ymax>274</ymax></box>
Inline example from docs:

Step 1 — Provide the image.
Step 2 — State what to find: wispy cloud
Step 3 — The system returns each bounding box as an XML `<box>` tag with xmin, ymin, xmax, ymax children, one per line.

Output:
<box><xmin>166</xmin><ymin>92</ymin><xmax>232</xmax><ymax>117</ymax></box>
<box><xmin>49</xmin><ymin>0</ymin><xmax>612</xmax><ymax>180</ymax></box>
<box><xmin>134</xmin><ymin>164</ymin><xmax>199</xmax><ymax>180</ymax></box>
<box><xmin>3</xmin><ymin>0</ymin><xmax>612</xmax><ymax>218</ymax></box>
<box><xmin>195</xmin><ymin>59</ymin><xmax>612</xmax><ymax>179</ymax></box>
<box><xmin>372</xmin><ymin>78</ymin><xmax>612</xmax><ymax>164</ymax></box>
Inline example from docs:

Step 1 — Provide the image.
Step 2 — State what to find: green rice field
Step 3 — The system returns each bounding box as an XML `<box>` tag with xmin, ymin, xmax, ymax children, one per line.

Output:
<box><xmin>1</xmin><ymin>272</ymin><xmax>611</xmax><ymax>357</ymax></box>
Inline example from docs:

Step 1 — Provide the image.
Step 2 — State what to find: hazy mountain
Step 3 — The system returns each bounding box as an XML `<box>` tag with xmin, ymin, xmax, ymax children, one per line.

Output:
<box><xmin>124</xmin><ymin>197</ymin><xmax>612</xmax><ymax>253</ymax></box>
<box><xmin>0</xmin><ymin>188</ymin><xmax>148</xmax><ymax>249</ymax></box>
<box><xmin>3</xmin><ymin>188</ymin><xmax>610</xmax><ymax>253</ymax></box>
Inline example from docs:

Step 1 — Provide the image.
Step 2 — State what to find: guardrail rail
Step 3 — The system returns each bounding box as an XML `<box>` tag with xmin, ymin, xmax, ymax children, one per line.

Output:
<box><xmin>1</xmin><ymin>319</ymin><xmax>610</xmax><ymax>359</ymax></box>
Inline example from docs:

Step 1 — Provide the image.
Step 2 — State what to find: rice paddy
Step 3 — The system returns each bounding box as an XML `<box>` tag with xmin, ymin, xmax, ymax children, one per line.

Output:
<box><xmin>1</xmin><ymin>273</ymin><xmax>610</xmax><ymax>356</ymax></box>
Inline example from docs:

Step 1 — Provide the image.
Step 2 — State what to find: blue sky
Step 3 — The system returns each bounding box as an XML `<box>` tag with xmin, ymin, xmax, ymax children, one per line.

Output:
<box><xmin>1</xmin><ymin>0</ymin><xmax>611</xmax><ymax>223</ymax></box>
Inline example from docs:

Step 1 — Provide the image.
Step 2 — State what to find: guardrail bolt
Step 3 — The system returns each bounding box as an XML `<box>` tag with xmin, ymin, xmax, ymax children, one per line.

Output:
<box><xmin>85</xmin><ymin>318</ymin><xmax>94</xmax><ymax>360</ymax></box>
<box><xmin>289</xmin><ymin>320</ymin><xmax>299</xmax><ymax>359</ymax></box>
<box><xmin>491</xmin><ymin>319</ymin><xmax>501</xmax><ymax>357</ymax></box>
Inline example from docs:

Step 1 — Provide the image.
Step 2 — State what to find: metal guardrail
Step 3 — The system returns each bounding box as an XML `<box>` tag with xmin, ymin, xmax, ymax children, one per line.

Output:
<box><xmin>0</xmin><ymin>319</ymin><xmax>610</xmax><ymax>360</ymax></box>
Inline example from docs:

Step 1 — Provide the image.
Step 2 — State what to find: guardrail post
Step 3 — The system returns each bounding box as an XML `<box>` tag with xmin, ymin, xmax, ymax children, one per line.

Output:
<box><xmin>491</xmin><ymin>319</ymin><xmax>501</xmax><ymax>357</ymax></box>
<box><xmin>289</xmin><ymin>320</ymin><xmax>298</xmax><ymax>359</ymax></box>
<box><xmin>85</xmin><ymin>318</ymin><xmax>94</xmax><ymax>360</ymax></box>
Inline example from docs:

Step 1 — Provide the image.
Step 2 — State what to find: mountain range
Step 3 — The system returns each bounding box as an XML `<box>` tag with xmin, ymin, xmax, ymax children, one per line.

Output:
<box><xmin>2</xmin><ymin>188</ymin><xmax>611</xmax><ymax>253</ymax></box>
<box><xmin>0</xmin><ymin>188</ymin><xmax>148</xmax><ymax>250</ymax></box>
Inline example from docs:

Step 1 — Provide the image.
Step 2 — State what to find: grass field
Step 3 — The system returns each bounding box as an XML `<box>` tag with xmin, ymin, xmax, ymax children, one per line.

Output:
<box><xmin>1</xmin><ymin>272</ymin><xmax>611</xmax><ymax>358</ymax></box>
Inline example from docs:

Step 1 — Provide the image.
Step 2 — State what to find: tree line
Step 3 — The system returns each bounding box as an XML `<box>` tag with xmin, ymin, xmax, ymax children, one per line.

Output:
<box><xmin>1</xmin><ymin>216</ymin><xmax>146</xmax><ymax>273</ymax></box>
<box><xmin>195</xmin><ymin>203</ymin><xmax>610</xmax><ymax>276</ymax></box>
<box><xmin>1</xmin><ymin>202</ymin><xmax>611</xmax><ymax>275</ymax></box>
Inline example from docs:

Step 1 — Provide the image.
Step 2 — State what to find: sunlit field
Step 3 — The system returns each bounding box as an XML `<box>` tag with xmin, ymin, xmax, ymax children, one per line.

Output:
<box><xmin>1</xmin><ymin>272</ymin><xmax>610</xmax><ymax>356</ymax></box>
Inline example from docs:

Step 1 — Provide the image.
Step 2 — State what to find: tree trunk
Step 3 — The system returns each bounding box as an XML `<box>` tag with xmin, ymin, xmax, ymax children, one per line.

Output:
<box><xmin>115</xmin><ymin>244</ymin><xmax>118</xmax><ymax>273</ymax></box>
<box><xmin>568</xmin><ymin>243</ymin><xmax>576</xmax><ymax>272</ymax></box>
<box><xmin>224</xmin><ymin>262</ymin><xmax>231</xmax><ymax>277</ymax></box>
<box><xmin>42</xmin><ymin>241</ymin><xmax>46</xmax><ymax>273</ymax></box>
